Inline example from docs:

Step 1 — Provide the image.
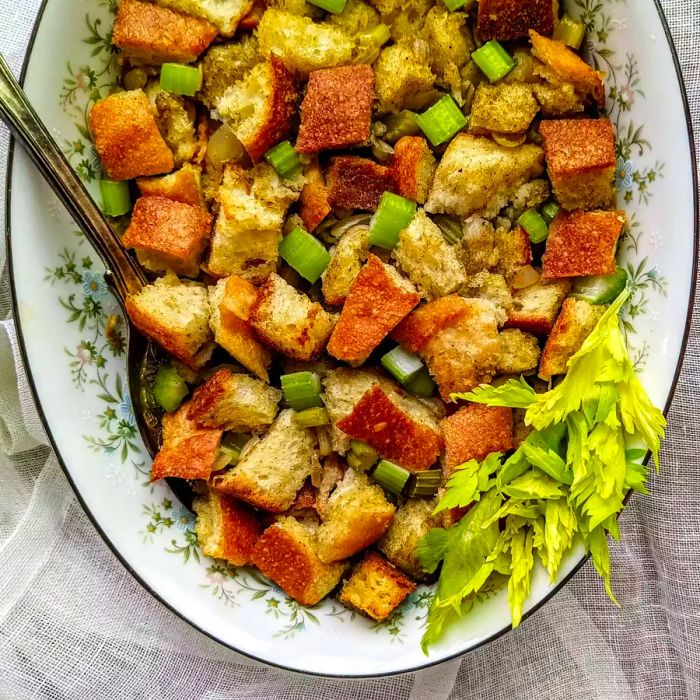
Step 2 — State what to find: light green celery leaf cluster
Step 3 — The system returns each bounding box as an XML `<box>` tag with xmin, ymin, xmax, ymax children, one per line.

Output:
<box><xmin>433</xmin><ymin>452</ymin><xmax>502</xmax><ymax>515</ymax></box>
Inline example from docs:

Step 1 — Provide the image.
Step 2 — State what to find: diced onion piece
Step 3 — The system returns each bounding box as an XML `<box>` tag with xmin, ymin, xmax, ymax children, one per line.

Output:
<box><xmin>408</xmin><ymin>469</ymin><xmax>441</xmax><ymax>497</ymax></box>
<box><xmin>472</xmin><ymin>40</ymin><xmax>515</xmax><ymax>83</ymax></box>
<box><xmin>369</xmin><ymin>192</ymin><xmax>417</xmax><ymax>250</ymax></box>
<box><xmin>405</xmin><ymin>367</ymin><xmax>436</xmax><ymax>398</ymax></box>
<box><xmin>415</xmin><ymin>95</ymin><xmax>467</xmax><ymax>147</ymax></box>
<box><xmin>153</xmin><ymin>365</ymin><xmax>188</xmax><ymax>413</ymax></box>
<box><xmin>279</xmin><ymin>226</ymin><xmax>331</xmax><ymax>283</ymax></box>
<box><xmin>265</xmin><ymin>140</ymin><xmax>302</xmax><ymax>180</ymax></box>
<box><xmin>206</xmin><ymin>123</ymin><xmax>246</xmax><ymax>169</ymax></box>
<box><xmin>307</xmin><ymin>0</ymin><xmax>347</xmax><ymax>13</ymax></box>
<box><xmin>518</xmin><ymin>208</ymin><xmax>549</xmax><ymax>244</ymax></box>
<box><xmin>330</xmin><ymin>214</ymin><xmax>371</xmax><ymax>238</ymax></box>
<box><xmin>540</xmin><ymin>201</ymin><xmax>560</xmax><ymax>225</ymax></box>
<box><xmin>384</xmin><ymin>110</ymin><xmax>421</xmax><ymax>143</ymax></box>
<box><xmin>100</xmin><ymin>179</ymin><xmax>131</xmax><ymax>216</ymax></box>
<box><xmin>571</xmin><ymin>267</ymin><xmax>629</xmax><ymax>305</ymax></box>
<box><xmin>493</xmin><ymin>133</ymin><xmax>526</xmax><ymax>148</ymax></box>
<box><xmin>372</xmin><ymin>460</ymin><xmax>411</xmax><ymax>495</ymax></box>
<box><xmin>281</xmin><ymin>371</ymin><xmax>323</xmax><ymax>411</ymax></box>
<box><xmin>434</xmin><ymin>215</ymin><xmax>464</xmax><ymax>245</ymax></box>
<box><xmin>511</xmin><ymin>264</ymin><xmax>541</xmax><ymax>290</ymax></box>
<box><xmin>160</xmin><ymin>63</ymin><xmax>202</xmax><ymax>97</ymax></box>
<box><xmin>381</xmin><ymin>345</ymin><xmax>424</xmax><ymax>385</ymax></box>
<box><xmin>554</xmin><ymin>14</ymin><xmax>587</xmax><ymax>49</ymax></box>
<box><xmin>293</xmin><ymin>407</ymin><xmax>330</xmax><ymax>428</ymax></box>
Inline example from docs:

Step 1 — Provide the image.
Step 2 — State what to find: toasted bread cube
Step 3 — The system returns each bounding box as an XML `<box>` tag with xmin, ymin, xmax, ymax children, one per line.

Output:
<box><xmin>296</xmin><ymin>66</ymin><xmax>374</xmax><ymax>154</ymax></box>
<box><xmin>390</xmin><ymin>136</ymin><xmax>436</xmax><ymax>205</ymax></box>
<box><xmin>497</xmin><ymin>328</ymin><xmax>541</xmax><ymax>374</ymax></box>
<box><xmin>217</xmin><ymin>57</ymin><xmax>298</xmax><ymax>163</ymax></box>
<box><xmin>151</xmin><ymin>0</ymin><xmax>253</xmax><ymax>35</ymax></box>
<box><xmin>494</xmin><ymin>225</ymin><xmax>533</xmax><ymax>282</ymax></box>
<box><xmin>321</xmin><ymin>224</ymin><xmax>371</xmax><ymax>306</ymax></box>
<box><xmin>90</xmin><ymin>90</ymin><xmax>174</xmax><ymax>181</ymax></box>
<box><xmin>539</xmin><ymin>118</ymin><xmax>617</xmax><ymax>211</ymax></box>
<box><xmin>505</xmin><ymin>276</ymin><xmax>571</xmax><ymax>335</ymax></box>
<box><xmin>393</xmin><ymin>209</ymin><xmax>467</xmax><ymax>301</ymax></box>
<box><xmin>338</xmin><ymin>552</ymin><xmax>415</xmax><ymax>621</ymax></box>
<box><xmin>337</xmin><ymin>384</ymin><xmax>443</xmax><ymax>471</ymax></box>
<box><xmin>186</xmin><ymin>367</ymin><xmax>281</xmax><ymax>432</ymax></box>
<box><xmin>193</xmin><ymin>486</ymin><xmax>262</xmax><ymax>565</ymax></box>
<box><xmin>199</xmin><ymin>37</ymin><xmax>260</xmax><ymax>108</ymax></box>
<box><xmin>469</xmin><ymin>83</ymin><xmax>539</xmax><ymax>135</ymax></box>
<box><xmin>511</xmin><ymin>178</ymin><xmax>551</xmax><ymax>211</ymax></box>
<box><xmin>299</xmin><ymin>160</ymin><xmax>331</xmax><ymax>232</ymax></box>
<box><xmin>250</xmin><ymin>274</ymin><xmax>336</xmax><ymax>361</ymax></box>
<box><xmin>461</xmin><ymin>271</ymin><xmax>514</xmax><ymax>324</ymax></box>
<box><xmin>327</xmin><ymin>255</ymin><xmax>419</xmax><ymax>365</ymax></box>
<box><xmin>374</xmin><ymin>44</ymin><xmax>436</xmax><ymax>114</ymax></box>
<box><xmin>539</xmin><ymin>298</ymin><xmax>606</xmax><ymax>380</ymax></box>
<box><xmin>542</xmin><ymin>210</ymin><xmax>625</xmax><ymax>279</ymax></box>
<box><xmin>252</xmin><ymin>517</ymin><xmax>346</xmax><ymax>606</ymax></box>
<box><xmin>213</xmin><ymin>410</ymin><xmax>319</xmax><ymax>512</ymax></box>
<box><xmin>208</xmin><ymin>277</ymin><xmax>271</xmax><ymax>381</ymax></box>
<box><xmin>122</xmin><ymin>196</ymin><xmax>212</xmax><ymax>277</ymax></box>
<box><xmin>379</xmin><ymin>498</ymin><xmax>439</xmax><ymax>581</ymax></box>
<box><xmin>137</xmin><ymin>163</ymin><xmax>203</xmax><ymax>207</ymax></box>
<box><xmin>125</xmin><ymin>274</ymin><xmax>213</xmax><ymax>368</ymax></box>
<box><xmin>258</xmin><ymin>10</ymin><xmax>354</xmax><ymax>75</ymax></box>
<box><xmin>206</xmin><ymin>164</ymin><xmax>302</xmax><ymax>283</ymax></box>
<box><xmin>477</xmin><ymin>0</ymin><xmax>557</xmax><ymax>41</ymax></box>
<box><xmin>326</xmin><ymin>157</ymin><xmax>394</xmax><ymax>211</ymax></box>
<box><xmin>327</xmin><ymin>0</ymin><xmax>380</xmax><ymax>33</ymax></box>
<box><xmin>532</xmin><ymin>80</ymin><xmax>585</xmax><ymax>117</ymax></box>
<box><xmin>151</xmin><ymin>401</ymin><xmax>222</xmax><ymax>481</ymax></box>
<box><xmin>113</xmin><ymin>0</ymin><xmax>217</xmax><ymax>64</ymax></box>
<box><xmin>317</xmin><ymin>469</ymin><xmax>395</xmax><ymax>563</ymax></box>
<box><xmin>152</xmin><ymin>93</ymin><xmax>197</xmax><ymax>168</ymax></box>
<box><xmin>442</xmin><ymin>404</ymin><xmax>513</xmax><ymax>476</ymax></box>
<box><xmin>530</xmin><ymin>30</ymin><xmax>605</xmax><ymax>108</ymax></box>
<box><xmin>460</xmin><ymin>216</ymin><xmax>499</xmax><ymax>274</ymax></box>
<box><xmin>421</xmin><ymin>5</ymin><xmax>472</xmax><ymax>87</ymax></box>
<box><xmin>426</xmin><ymin>134</ymin><xmax>544</xmax><ymax>219</ymax></box>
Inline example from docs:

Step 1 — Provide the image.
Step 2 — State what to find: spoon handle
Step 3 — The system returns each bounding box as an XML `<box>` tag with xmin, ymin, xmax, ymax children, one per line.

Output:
<box><xmin>0</xmin><ymin>53</ymin><xmax>146</xmax><ymax>301</ymax></box>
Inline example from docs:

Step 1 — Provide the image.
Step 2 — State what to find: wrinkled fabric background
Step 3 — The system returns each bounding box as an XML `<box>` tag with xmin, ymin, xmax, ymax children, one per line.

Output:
<box><xmin>1</xmin><ymin>2</ymin><xmax>698</xmax><ymax>698</ymax></box>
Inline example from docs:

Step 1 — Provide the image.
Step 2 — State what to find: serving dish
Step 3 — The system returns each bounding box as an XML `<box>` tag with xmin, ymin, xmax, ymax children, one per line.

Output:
<box><xmin>6</xmin><ymin>0</ymin><xmax>697</xmax><ymax>677</ymax></box>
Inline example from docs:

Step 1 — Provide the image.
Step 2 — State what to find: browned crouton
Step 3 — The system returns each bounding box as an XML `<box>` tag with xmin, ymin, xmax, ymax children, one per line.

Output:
<box><xmin>112</xmin><ymin>0</ymin><xmax>218</xmax><ymax>64</ymax></box>
<box><xmin>217</xmin><ymin>57</ymin><xmax>298</xmax><ymax>163</ymax></box>
<box><xmin>505</xmin><ymin>276</ymin><xmax>571</xmax><ymax>335</ymax></box>
<box><xmin>151</xmin><ymin>401</ymin><xmax>222</xmax><ymax>481</ymax></box>
<box><xmin>151</xmin><ymin>0</ymin><xmax>253</xmax><ymax>36</ymax></box>
<box><xmin>317</xmin><ymin>469</ymin><xmax>395</xmax><ymax>563</ymax></box>
<box><xmin>477</xmin><ymin>0</ymin><xmax>557</xmax><ymax>41</ymax></box>
<box><xmin>461</xmin><ymin>271</ymin><xmax>514</xmax><ymax>323</ymax></box>
<box><xmin>542</xmin><ymin>210</ymin><xmax>625</xmax><ymax>279</ymax></box>
<box><xmin>90</xmin><ymin>90</ymin><xmax>174</xmax><ymax>181</ymax></box>
<box><xmin>326</xmin><ymin>157</ymin><xmax>394</xmax><ymax>212</ymax></box>
<box><xmin>539</xmin><ymin>298</ymin><xmax>607</xmax><ymax>380</ymax></box>
<box><xmin>497</xmin><ymin>328</ymin><xmax>541</xmax><ymax>374</ymax></box>
<box><xmin>296</xmin><ymin>65</ymin><xmax>374</xmax><ymax>153</ymax></box>
<box><xmin>337</xmin><ymin>384</ymin><xmax>443</xmax><ymax>471</ymax></box>
<box><xmin>250</xmin><ymin>274</ymin><xmax>336</xmax><ymax>361</ymax></box>
<box><xmin>239</xmin><ymin>0</ymin><xmax>265</xmax><ymax>29</ymax></box>
<box><xmin>539</xmin><ymin>118</ymin><xmax>617</xmax><ymax>211</ymax></box>
<box><xmin>251</xmin><ymin>517</ymin><xmax>346</xmax><ymax>606</ymax></box>
<box><xmin>213</xmin><ymin>410</ymin><xmax>319</xmax><ymax>512</ymax></box>
<box><xmin>322</xmin><ymin>225</ymin><xmax>371</xmax><ymax>306</ymax></box>
<box><xmin>193</xmin><ymin>486</ymin><xmax>262</xmax><ymax>565</ymax></box>
<box><xmin>441</xmin><ymin>404</ymin><xmax>513</xmax><ymax>474</ymax></box>
<box><xmin>199</xmin><ymin>37</ymin><xmax>260</xmax><ymax>109</ymax></box>
<box><xmin>494</xmin><ymin>225</ymin><xmax>533</xmax><ymax>282</ymax></box>
<box><xmin>373</xmin><ymin>43</ymin><xmax>436</xmax><ymax>114</ymax></box>
<box><xmin>186</xmin><ymin>367</ymin><xmax>281</xmax><ymax>431</ymax></box>
<box><xmin>208</xmin><ymin>276</ymin><xmax>271</xmax><ymax>381</ymax></box>
<box><xmin>460</xmin><ymin>216</ymin><xmax>499</xmax><ymax>274</ymax></box>
<box><xmin>136</xmin><ymin>163</ymin><xmax>203</xmax><ymax>207</ymax></box>
<box><xmin>530</xmin><ymin>30</ymin><xmax>605</xmax><ymax>108</ymax></box>
<box><xmin>390</xmin><ymin>136</ymin><xmax>436</xmax><ymax>204</ymax></box>
<box><xmin>299</xmin><ymin>160</ymin><xmax>331</xmax><ymax>231</ymax></box>
<box><xmin>122</xmin><ymin>196</ymin><xmax>212</xmax><ymax>277</ymax></box>
<box><xmin>338</xmin><ymin>552</ymin><xmax>415</xmax><ymax>621</ymax></box>
<box><xmin>327</xmin><ymin>255</ymin><xmax>419</xmax><ymax>365</ymax></box>
<box><xmin>469</xmin><ymin>83</ymin><xmax>540</xmax><ymax>135</ymax></box>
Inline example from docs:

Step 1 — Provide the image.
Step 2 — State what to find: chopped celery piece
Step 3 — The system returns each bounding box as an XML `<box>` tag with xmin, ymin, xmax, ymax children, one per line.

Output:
<box><xmin>434</xmin><ymin>215</ymin><xmax>463</xmax><ymax>245</ymax></box>
<box><xmin>472</xmin><ymin>40</ymin><xmax>515</xmax><ymax>83</ymax></box>
<box><xmin>307</xmin><ymin>0</ymin><xmax>347</xmax><ymax>13</ymax></box>
<box><xmin>415</xmin><ymin>95</ymin><xmax>467</xmax><ymax>146</ymax></box>
<box><xmin>100</xmin><ymin>179</ymin><xmax>131</xmax><ymax>217</ymax></box>
<box><xmin>265</xmin><ymin>140</ymin><xmax>302</xmax><ymax>180</ymax></box>
<box><xmin>279</xmin><ymin>226</ymin><xmax>330</xmax><ymax>283</ymax></box>
<box><xmin>405</xmin><ymin>367</ymin><xmax>436</xmax><ymax>398</ymax></box>
<box><xmin>153</xmin><ymin>366</ymin><xmax>188</xmax><ymax>413</ymax></box>
<box><xmin>350</xmin><ymin>440</ymin><xmax>379</xmax><ymax>462</ymax></box>
<box><xmin>293</xmin><ymin>407</ymin><xmax>330</xmax><ymax>427</ymax></box>
<box><xmin>384</xmin><ymin>110</ymin><xmax>421</xmax><ymax>143</ymax></box>
<box><xmin>571</xmin><ymin>267</ymin><xmax>629</xmax><ymax>305</ymax></box>
<box><xmin>381</xmin><ymin>346</ymin><xmax>424</xmax><ymax>384</ymax></box>
<box><xmin>518</xmin><ymin>208</ymin><xmax>549</xmax><ymax>244</ymax></box>
<box><xmin>369</xmin><ymin>192</ymin><xmax>417</xmax><ymax>249</ymax></box>
<box><xmin>442</xmin><ymin>0</ymin><xmax>470</xmax><ymax>9</ymax></box>
<box><xmin>373</xmin><ymin>460</ymin><xmax>411</xmax><ymax>495</ymax></box>
<box><xmin>216</xmin><ymin>434</ymin><xmax>249</xmax><ymax>469</ymax></box>
<box><xmin>408</xmin><ymin>470</ymin><xmax>441</xmax><ymax>497</ymax></box>
<box><xmin>540</xmin><ymin>201</ymin><xmax>561</xmax><ymax>226</ymax></box>
<box><xmin>554</xmin><ymin>15</ymin><xmax>587</xmax><ymax>49</ymax></box>
<box><xmin>160</xmin><ymin>63</ymin><xmax>202</xmax><ymax>96</ymax></box>
<box><xmin>281</xmin><ymin>372</ymin><xmax>323</xmax><ymax>410</ymax></box>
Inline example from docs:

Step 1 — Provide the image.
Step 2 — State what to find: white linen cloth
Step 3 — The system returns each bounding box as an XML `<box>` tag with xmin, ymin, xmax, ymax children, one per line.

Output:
<box><xmin>1</xmin><ymin>2</ymin><xmax>699</xmax><ymax>698</ymax></box>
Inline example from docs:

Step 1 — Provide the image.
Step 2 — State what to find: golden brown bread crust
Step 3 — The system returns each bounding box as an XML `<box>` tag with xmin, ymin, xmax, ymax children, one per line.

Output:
<box><xmin>504</xmin><ymin>277</ymin><xmax>571</xmax><ymax>335</ymax></box>
<box><xmin>239</xmin><ymin>0</ymin><xmax>265</xmax><ymax>29</ymax></box>
<box><xmin>326</xmin><ymin>156</ymin><xmax>395</xmax><ymax>212</ymax></box>
<box><xmin>112</xmin><ymin>0</ymin><xmax>218</xmax><ymax>63</ymax></box>
<box><xmin>327</xmin><ymin>255</ymin><xmax>419</xmax><ymax>364</ymax></box>
<box><xmin>137</xmin><ymin>165</ymin><xmax>203</xmax><ymax>207</ymax></box>
<box><xmin>122</xmin><ymin>195</ymin><xmax>212</xmax><ymax>277</ymax></box>
<box><xmin>477</xmin><ymin>0</ymin><xmax>557</xmax><ymax>41</ymax></box>
<box><xmin>539</xmin><ymin>118</ymin><xmax>616</xmax><ymax>176</ymax></box>
<box><xmin>336</xmin><ymin>385</ymin><xmax>443</xmax><ymax>471</ymax></box>
<box><xmin>90</xmin><ymin>90</ymin><xmax>174</xmax><ymax>181</ymax></box>
<box><xmin>542</xmin><ymin>210</ymin><xmax>625</xmax><ymax>279</ymax></box>
<box><xmin>494</xmin><ymin>225</ymin><xmax>533</xmax><ymax>282</ymax></box>
<box><xmin>296</xmin><ymin>65</ymin><xmax>375</xmax><ymax>153</ymax></box>
<box><xmin>318</xmin><ymin>508</ymin><xmax>395</xmax><ymax>564</ymax></box>
<box><xmin>389</xmin><ymin>136</ymin><xmax>436</xmax><ymax>204</ymax></box>
<box><xmin>442</xmin><ymin>405</ymin><xmax>514</xmax><ymax>474</ymax></box>
<box><xmin>299</xmin><ymin>160</ymin><xmax>331</xmax><ymax>231</ymax></box>
<box><xmin>338</xmin><ymin>552</ymin><xmax>415</xmax><ymax>622</ymax></box>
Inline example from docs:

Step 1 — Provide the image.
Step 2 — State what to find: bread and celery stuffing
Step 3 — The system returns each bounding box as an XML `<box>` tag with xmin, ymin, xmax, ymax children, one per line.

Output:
<box><xmin>89</xmin><ymin>0</ymin><xmax>665</xmax><ymax>650</ymax></box>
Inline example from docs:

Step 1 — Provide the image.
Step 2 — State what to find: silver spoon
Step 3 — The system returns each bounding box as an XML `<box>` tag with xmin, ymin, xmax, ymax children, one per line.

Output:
<box><xmin>0</xmin><ymin>54</ymin><xmax>185</xmax><ymax>491</ymax></box>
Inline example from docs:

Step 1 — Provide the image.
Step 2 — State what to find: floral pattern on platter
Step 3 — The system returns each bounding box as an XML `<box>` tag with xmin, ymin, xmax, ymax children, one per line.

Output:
<box><xmin>49</xmin><ymin>0</ymin><xmax>667</xmax><ymax>637</ymax></box>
